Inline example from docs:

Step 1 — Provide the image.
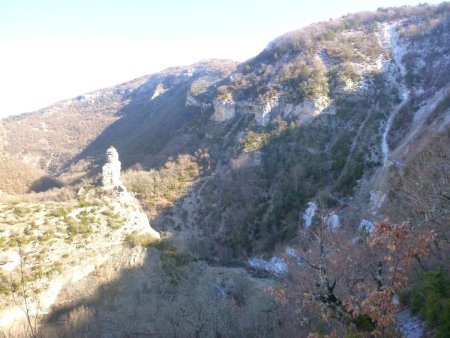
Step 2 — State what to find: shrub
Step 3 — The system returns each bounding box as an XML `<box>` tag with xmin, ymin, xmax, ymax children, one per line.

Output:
<box><xmin>404</xmin><ymin>269</ymin><xmax>450</xmax><ymax>337</ymax></box>
<box><xmin>124</xmin><ymin>231</ymin><xmax>160</xmax><ymax>248</ymax></box>
<box><xmin>159</xmin><ymin>247</ymin><xmax>194</xmax><ymax>285</ymax></box>
<box><xmin>122</xmin><ymin>154</ymin><xmax>200</xmax><ymax>217</ymax></box>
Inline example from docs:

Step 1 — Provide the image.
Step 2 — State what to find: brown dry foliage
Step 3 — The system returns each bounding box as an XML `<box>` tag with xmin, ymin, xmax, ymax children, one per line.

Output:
<box><xmin>0</xmin><ymin>150</ymin><xmax>49</xmax><ymax>194</ymax></box>
<box><xmin>273</xmin><ymin>216</ymin><xmax>437</xmax><ymax>336</ymax></box>
<box><xmin>122</xmin><ymin>154</ymin><xmax>201</xmax><ymax>218</ymax></box>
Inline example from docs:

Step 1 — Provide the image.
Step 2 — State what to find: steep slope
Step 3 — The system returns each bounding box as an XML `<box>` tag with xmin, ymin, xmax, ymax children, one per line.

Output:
<box><xmin>0</xmin><ymin>59</ymin><xmax>237</xmax><ymax>177</ymax></box>
<box><xmin>0</xmin><ymin>150</ymin><xmax>58</xmax><ymax>194</ymax></box>
<box><xmin>149</xmin><ymin>3</ymin><xmax>450</xmax><ymax>257</ymax></box>
<box><xmin>1</xmin><ymin>4</ymin><xmax>449</xmax><ymax>258</ymax></box>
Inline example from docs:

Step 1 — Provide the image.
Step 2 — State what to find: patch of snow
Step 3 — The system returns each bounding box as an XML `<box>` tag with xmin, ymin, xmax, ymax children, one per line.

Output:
<box><xmin>360</xmin><ymin>219</ymin><xmax>375</xmax><ymax>233</ymax></box>
<box><xmin>389</xmin><ymin>25</ymin><xmax>408</xmax><ymax>77</ymax></box>
<box><xmin>325</xmin><ymin>213</ymin><xmax>340</xmax><ymax>230</ymax></box>
<box><xmin>248</xmin><ymin>256</ymin><xmax>288</xmax><ymax>277</ymax></box>
<box><xmin>392</xmin><ymin>294</ymin><xmax>400</xmax><ymax>306</ymax></box>
<box><xmin>303</xmin><ymin>201</ymin><xmax>317</xmax><ymax>227</ymax></box>
<box><xmin>379</xmin><ymin>23</ymin><xmax>410</xmax><ymax>165</ymax></box>
<box><xmin>397</xmin><ymin>310</ymin><xmax>425</xmax><ymax>338</ymax></box>
<box><xmin>285</xmin><ymin>247</ymin><xmax>299</xmax><ymax>258</ymax></box>
<box><xmin>370</xmin><ymin>191</ymin><xmax>386</xmax><ymax>215</ymax></box>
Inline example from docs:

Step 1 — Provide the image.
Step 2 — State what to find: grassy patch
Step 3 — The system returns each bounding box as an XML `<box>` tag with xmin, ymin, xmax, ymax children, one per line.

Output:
<box><xmin>124</xmin><ymin>231</ymin><xmax>160</xmax><ymax>248</ymax></box>
<box><xmin>401</xmin><ymin>269</ymin><xmax>450</xmax><ymax>337</ymax></box>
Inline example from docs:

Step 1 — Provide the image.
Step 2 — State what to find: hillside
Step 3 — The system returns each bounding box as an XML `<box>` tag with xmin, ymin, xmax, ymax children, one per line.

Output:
<box><xmin>0</xmin><ymin>59</ymin><xmax>237</xmax><ymax>177</ymax></box>
<box><xmin>0</xmin><ymin>2</ymin><xmax>449</xmax><ymax>337</ymax></box>
<box><xmin>0</xmin><ymin>150</ymin><xmax>59</xmax><ymax>194</ymax></box>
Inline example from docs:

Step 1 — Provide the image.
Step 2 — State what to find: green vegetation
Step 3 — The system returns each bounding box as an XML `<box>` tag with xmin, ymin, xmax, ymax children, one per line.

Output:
<box><xmin>331</xmin><ymin>135</ymin><xmax>351</xmax><ymax>176</ymax></box>
<box><xmin>124</xmin><ymin>230</ymin><xmax>160</xmax><ymax>248</ymax></box>
<box><xmin>0</xmin><ymin>271</ymin><xmax>9</xmax><ymax>296</ymax></box>
<box><xmin>103</xmin><ymin>210</ymin><xmax>126</xmax><ymax>229</ymax></box>
<box><xmin>277</xmin><ymin>57</ymin><xmax>329</xmax><ymax>103</ymax></box>
<box><xmin>401</xmin><ymin>269</ymin><xmax>450</xmax><ymax>338</ymax></box>
<box><xmin>239</xmin><ymin>126</ymin><xmax>285</xmax><ymax>152</ymax></box>
<box><xmin>49</xmin><ymin>207</ymin><xmax>70</xmax><ymax>218</ymax></box>
<box><xmin>77</xmin><ymin>199</ymin><xmax>99</xmax><ymax>208</ymax></box>
<box><xmin>159</xmin><ymin>246</ymin><xmax>195</xmax><ymax>285</ymax></box>
<box><xmin>123</xmin><ymin>154</ymin><xmax>201</xmax><ymax>218</ymax></box>
<box><xmin>66</xmin><ymin>219</ymin><xmax>92</xmax><ymax>238</ymax></box>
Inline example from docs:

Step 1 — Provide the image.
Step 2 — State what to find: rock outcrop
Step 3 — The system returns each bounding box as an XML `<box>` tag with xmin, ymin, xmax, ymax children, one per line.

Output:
<box><xmin>0</xmin><ymin>147</ymin><xmax>161</xmax><ymax>333</ymax></box>
<box><xmin>212</xmin><ymin>98</ymin><xmax>236</xmax><ymax>122</ymax></box>
<box><xmin>254</xmin><ymin>97</ymin><xmax>280</xmax><ymax>126</ymax></box>
<box><xmin>101</xmin><ymin>146</ymin><xmax>160</xmax><ymax>239</ymax></box>
<box><xmin>212</xmin><ymin>94</ymin><xmax>333</xmax><ymax>126</ymax></box>
<box><xmin>284</xmin><ymin>96</ymin><xmax>335</xmax><ymax>124</ymax></box>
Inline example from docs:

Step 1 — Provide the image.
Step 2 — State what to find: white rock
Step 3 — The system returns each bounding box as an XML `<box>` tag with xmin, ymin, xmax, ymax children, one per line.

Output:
<box><xmin>102</xmin><ymin>146</ymin><xmax>122</xmax><ymax>190</ymax></box>
<box><xmin>185</xmin><ymin>94</ymin><xmax>202</xmax><ymax>107</ymax></box>
<box><xmin>151</xmin><ymin>84</ymin><xmax>166</xmax><ymax>100</ymax></box>
<box><xmin>396</xmin><ymin>310</ymin><xmax>425</xmax><ymax>338</ymax></box>
<box><xmin>254</xmin><ymin>96</ymin><xmax>279</xmax><ymax>126</ymax></box>
<box><xmin>212</xmin><ymin>98</ymin><xmax>236</xmax><ymax>122</ymax></box>
<box><xmin>248</xmin><ymin>256</ymin><xmax>288</xmax><ymax>277</ymax></box>
<box><xmin>295</xmin><ymin>97</ymin><xmax>333</xmax><ymax>124</ymax></box>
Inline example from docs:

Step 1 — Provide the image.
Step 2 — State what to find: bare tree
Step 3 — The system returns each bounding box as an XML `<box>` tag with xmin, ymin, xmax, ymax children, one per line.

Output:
<box><xmin>273</xmin><ymin>209</ymin><xmax>436</xmax><ymax>336</ymax></box>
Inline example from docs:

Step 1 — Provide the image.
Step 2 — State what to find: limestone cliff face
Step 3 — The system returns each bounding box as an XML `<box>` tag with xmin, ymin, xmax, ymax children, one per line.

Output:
<box><xmin>254</xmin><ymin>96</ymin><xmax>280</xmax><ymax>126</ymax></box>
<box><xmin>212</xmin><ymin>98</ymin><xmax>236</xmax><ymax>122</ymax></box>
<box><xmin>211</xmin><ymin>94</ymin><xmax>331</xmax><ymax>126</ymax></box>
<box><xmin>285</xmin><ymin>96</ymin><xmax>335</xmax><ymax>124</ymax></box>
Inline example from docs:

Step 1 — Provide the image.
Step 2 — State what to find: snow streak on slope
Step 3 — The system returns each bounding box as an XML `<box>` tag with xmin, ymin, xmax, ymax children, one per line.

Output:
<box><xmin>380</xmin><ymin>23</ymin><xmax>410</xmax><ymax>166</ymax></box>
<box><xmin>303</xmin><ymin>201</ymin><xmax>317</xmax><ymax>227</ymax></box>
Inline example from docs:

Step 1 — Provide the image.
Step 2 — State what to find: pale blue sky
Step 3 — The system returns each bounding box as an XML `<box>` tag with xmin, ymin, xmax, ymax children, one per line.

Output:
<box><xmin>0</xmin><ymin>0</ymin><xmax>444</xmax><ymax>117</ymax></box>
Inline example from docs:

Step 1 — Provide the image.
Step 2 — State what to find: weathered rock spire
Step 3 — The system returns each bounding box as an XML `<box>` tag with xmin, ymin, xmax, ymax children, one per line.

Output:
<box><xmin>102</xmin><ymin>146</ymin><xmax>122</xmax><ymax>189</ymax></box>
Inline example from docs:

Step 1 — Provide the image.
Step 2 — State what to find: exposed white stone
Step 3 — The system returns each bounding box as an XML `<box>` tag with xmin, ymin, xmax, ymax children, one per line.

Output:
<box><xmin>295</xmin><ymin>96</ymin><xmax>334</xmax><ymax>124</ymax></box>
<box><xmin>254</xmin><ymin>96</ymin><xmax>279</xmax><ymax>126</ymax></box>
<box><xmin>285</xmin><ymin>247</ymin><xmax>299</xmax><ymax>258</ymax></box>
<box><xmin>185</xmin><ymin>94</ymin><xmax>202</xmax><ymax>107</ymax></box>
<box><xmin>212</xmin><ymin>98</ymin><xmax>236</xmax><ymax>122</ymax></box>
<box><xmin>283</xmin><ymin>103</ymin><xmax>295</xmax><ymax>118</ymax></box>
<box><xmin>100</xmin><ymin>147</ymin><xmax>161</xmax><ymax>240</ymax></box>
<box><xmin>102</xmin><ymin>146</ymin><xmax>122</xmax><ymax>190</ymax></box>
<box><xmin>151</xmin><ymin>84</ymin><xmax>166</xmax><ymax>100</ymax></box>
<box><xmin>248</xmin><ymin>256</ymin><xmax>288</xmax><ymax>277</ymax></box>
